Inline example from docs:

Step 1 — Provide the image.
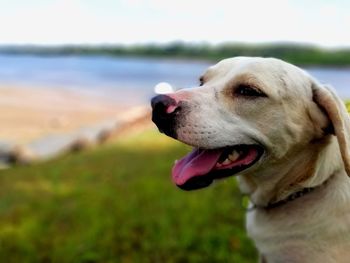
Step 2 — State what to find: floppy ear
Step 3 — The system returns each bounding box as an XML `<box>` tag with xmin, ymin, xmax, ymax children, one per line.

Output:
<box><xmin>312</xmin><ymin>83</ymin><xmax>350</xmax><ymax>176</ymax></box>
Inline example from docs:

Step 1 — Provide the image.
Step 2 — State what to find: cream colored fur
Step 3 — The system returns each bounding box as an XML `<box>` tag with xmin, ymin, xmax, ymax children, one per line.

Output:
<box><xmin>169</xmin><ymin>57</ymin><xmax>350</xmax><ymax>263</ymax></box>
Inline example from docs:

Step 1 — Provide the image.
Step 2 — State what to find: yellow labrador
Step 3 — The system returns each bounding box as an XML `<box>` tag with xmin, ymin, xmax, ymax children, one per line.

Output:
<box><xmin>151</xmin><ymin>57</ymin><xmax>350</xmax><ymax>263</ymax></box>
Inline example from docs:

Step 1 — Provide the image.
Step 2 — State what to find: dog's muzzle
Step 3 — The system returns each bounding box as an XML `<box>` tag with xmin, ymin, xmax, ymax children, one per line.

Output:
<box><xmin>151</xmin><ymin>94</ymin><xmax>179</xmax><ymax>138</ymax></box>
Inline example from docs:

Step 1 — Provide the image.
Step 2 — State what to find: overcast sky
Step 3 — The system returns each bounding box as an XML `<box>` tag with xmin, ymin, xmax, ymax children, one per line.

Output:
<box><xmin>0</xmin><ymin>0</ymin><xmax>349</xmax><ymax>47</ymax></box>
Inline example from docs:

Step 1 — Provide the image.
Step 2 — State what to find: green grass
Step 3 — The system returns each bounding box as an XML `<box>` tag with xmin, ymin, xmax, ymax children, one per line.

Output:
<box><xmin>0</xmin><ymin>130</ymin><xmax>257</xmax><ymax>263</ymax></box>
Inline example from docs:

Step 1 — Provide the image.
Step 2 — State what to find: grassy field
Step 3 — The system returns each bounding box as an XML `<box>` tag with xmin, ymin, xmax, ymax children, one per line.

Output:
<box><xmin>0</xmin><ymin>129</ymin><xmax>257</xmax><ymax>263</ymax></box>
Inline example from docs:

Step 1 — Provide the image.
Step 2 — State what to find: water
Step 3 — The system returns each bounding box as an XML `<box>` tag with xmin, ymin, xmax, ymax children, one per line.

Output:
<box><xmin>0</xmin><ymin>54</ymin><xmax>349</xmax><ymax>102</ymax></box>
<box><xmin>305</xmin><ymin>67</ymin><xmax>350</xmax><ymax>99</ymax></box>
<box><xmin>0</xmin><ymin>54</ymin><xmax>209</xmax><ymax>104</ymax></box>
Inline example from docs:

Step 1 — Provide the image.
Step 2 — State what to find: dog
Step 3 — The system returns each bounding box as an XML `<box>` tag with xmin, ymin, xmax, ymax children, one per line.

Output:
<box><xmin>151</xmin><ymin>57</ymin><xmax>350</xmax><ymax>263</ymax></box>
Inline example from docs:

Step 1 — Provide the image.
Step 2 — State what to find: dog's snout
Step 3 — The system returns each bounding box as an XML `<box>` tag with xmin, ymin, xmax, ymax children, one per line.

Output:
<box><xmin>151</xmin><ymin>94</ymin><xmax>179</xmax><ymax>114</ymax></box>
<box><xmin>151</xmin><ymin>95</ymin><xmax>179</xmax><ymax>138</ymax></box>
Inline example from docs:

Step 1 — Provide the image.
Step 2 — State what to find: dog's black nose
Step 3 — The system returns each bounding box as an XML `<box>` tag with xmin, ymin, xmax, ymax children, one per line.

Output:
<box><xmin>151</xmin><ymin>94</ymin><xmax>179</xmax><ymax>138</ymax></box>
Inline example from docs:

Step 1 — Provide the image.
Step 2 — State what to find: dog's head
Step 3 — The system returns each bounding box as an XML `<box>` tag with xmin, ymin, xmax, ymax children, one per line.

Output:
<box><xmin>151</xmin><ymin>57</ymin><xmax>350</xmax><ymax>199</ymax></box>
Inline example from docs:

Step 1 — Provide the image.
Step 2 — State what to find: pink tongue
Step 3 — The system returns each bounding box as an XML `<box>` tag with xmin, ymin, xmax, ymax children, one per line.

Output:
<box><xmin>172</xmin><ymin>148</ymin><xmax>223</xmax><ymax>186</ymax></box>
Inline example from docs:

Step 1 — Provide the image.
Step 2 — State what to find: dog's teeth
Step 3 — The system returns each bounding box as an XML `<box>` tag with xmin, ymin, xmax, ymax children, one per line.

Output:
<box><xmin>228</xmin><ymin>151</ymin><xmax>239</xmax><ymax>161</ymax></box>
<box><xmin>222</xmin><ymin>159</ymin><xmax>231</xmax><ymax>165</ymax></box>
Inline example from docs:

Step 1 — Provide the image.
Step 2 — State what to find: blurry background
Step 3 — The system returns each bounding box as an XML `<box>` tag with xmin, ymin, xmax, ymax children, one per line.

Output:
<box><xmin>0</xmin><ymin>0</ymin><xmax>349</xmax><ymax>262</ymax></box>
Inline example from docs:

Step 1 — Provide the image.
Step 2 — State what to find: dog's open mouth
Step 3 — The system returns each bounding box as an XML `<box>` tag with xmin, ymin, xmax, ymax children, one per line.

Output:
<box><xmin>172</xmin><ymin>145</ymin><xmax>264</xmax><ymax>190</ymax></box>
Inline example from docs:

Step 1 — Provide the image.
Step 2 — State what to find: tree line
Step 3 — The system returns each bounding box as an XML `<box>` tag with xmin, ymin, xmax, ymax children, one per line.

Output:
<box><xmin>1</xmin><ymin>42</ymin><xmax>350</xmax><ymax>66</ymax></box>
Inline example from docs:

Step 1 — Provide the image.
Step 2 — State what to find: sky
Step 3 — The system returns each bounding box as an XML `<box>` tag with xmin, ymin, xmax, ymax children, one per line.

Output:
<box><xmin>0</xmin><ymin>0</ymin><xmax>349</xmax><ymax>47</ymax></box>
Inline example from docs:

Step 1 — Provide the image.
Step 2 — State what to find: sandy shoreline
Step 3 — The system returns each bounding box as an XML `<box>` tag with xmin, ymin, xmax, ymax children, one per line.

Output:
<box><xmin>0</xmin><ymin>85</ymin><xmax>152</xmax><ymax>166</ymax></box>
<box><xmin>0</xmin><ymin>85</ymin><xmax>147</xmax><ymax>144</ymax></box>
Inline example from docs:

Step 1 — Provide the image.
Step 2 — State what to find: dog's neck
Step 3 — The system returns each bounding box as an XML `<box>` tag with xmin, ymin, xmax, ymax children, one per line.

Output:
<box><xmin>237</xmin><ymin>135</ymin><xmax>343</xmax><ymax>207</ymax></box>
<box><xmin>252</xmin><ymin>174</ymin><xmax>334</xmax><ymax>210</ymax></box>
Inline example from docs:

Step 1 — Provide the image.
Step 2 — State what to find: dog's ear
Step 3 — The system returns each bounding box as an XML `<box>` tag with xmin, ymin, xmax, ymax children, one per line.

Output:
<box><xmin>312</xmin><ymin>83</ymin><xmax>350</xmax><ymax>176</ymax></box>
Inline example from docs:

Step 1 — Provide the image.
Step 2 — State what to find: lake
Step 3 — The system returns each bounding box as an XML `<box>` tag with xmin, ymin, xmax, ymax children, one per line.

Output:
<box><xmin>0</xmin><ymin>54</ymin><xmax>349</xmax><ymax>103</ymax></box>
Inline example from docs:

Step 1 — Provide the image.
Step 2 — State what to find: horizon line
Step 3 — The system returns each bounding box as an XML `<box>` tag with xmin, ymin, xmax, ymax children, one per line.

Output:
<box><xmin>0</xmin><ymin>40</ymin><xmax>350</xmax><ymax>50</ymax></box>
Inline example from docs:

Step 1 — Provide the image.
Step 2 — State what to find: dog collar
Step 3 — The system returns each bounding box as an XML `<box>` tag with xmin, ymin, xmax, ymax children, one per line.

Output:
<box><xmin>264</xmin><ymin>187</ymin><xmax>315</xmax><ymax>210</ymax></box>
<box><xmin>247</xmin><ymin>175</ymin><xmax>334</xmax><ymax>211</ymax></box>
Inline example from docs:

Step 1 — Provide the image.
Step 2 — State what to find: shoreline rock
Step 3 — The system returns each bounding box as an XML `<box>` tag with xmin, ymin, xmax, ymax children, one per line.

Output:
<box><xmin>0</xmin><ymin>106</ymin><xmax>151</xmax><ymax>168</ymax></box>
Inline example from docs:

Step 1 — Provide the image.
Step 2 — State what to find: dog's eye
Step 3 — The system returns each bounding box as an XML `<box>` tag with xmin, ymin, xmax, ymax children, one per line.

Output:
<box><xmin>235</xmin><ymin>85</ymin><xmax>266</xmax><ymax>98</ymax></box>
